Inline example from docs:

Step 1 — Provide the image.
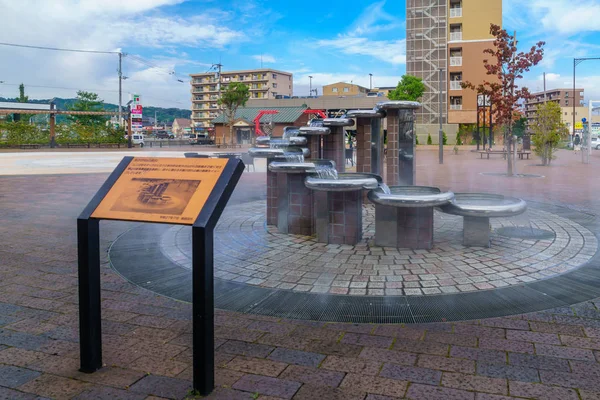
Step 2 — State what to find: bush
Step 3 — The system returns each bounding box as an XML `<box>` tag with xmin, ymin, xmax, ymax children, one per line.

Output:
<box><xmin>455</xmin><ymin>131</ymin><xmax>463</xmax><ymax>146</ymax></box>
<box><xmin>427</xmin><ymin>133</ymin><xmax>432</xmax><ymax>145</ymax></box>
<box><xmin>0</xmin><ymin>121</ymin><xmax>47</xmax><ymax>145</ymax></box>
<box><xmin>442</xmin><ymin>131</ymin><xmax>448</xmax><ymax>145</ymax></box>
<box><xmin>55</xmin><ymin>123</ymin><xmax>127</xmax><ymax>144</ymax></box>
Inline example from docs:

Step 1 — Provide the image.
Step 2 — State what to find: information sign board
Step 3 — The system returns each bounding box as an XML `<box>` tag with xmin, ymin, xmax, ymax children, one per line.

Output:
<box><xmin>91</xmin><ymin>158</ymin><xmax>228</xmax><ymax>224</ymax></box>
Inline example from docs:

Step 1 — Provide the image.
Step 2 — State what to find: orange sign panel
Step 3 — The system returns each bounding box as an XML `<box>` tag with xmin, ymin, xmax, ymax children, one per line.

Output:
<box><xmin>91</xmin><ymin>157</ymin><xmax>228</xmax><ymax>225</ymax></box>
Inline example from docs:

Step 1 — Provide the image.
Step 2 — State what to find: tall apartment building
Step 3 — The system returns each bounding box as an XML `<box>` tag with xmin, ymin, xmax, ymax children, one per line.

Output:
<box><xmin>406</xmin><ymin>0</ymin><xmax>502</xmax><ymax>127</ymax></box>
<box><xmin>190</xmin><ymin>69</ymin><xmax>293</xmax><ymax>128</ymax></box>
<box><xmin>524</xmin><ymin>88</ymin><xmax>585</xmax><ymax>130</ymax></box>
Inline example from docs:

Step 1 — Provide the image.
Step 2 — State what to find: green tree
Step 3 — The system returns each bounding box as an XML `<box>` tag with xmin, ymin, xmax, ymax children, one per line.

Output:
<box><xmin>388</xmin><ymin>75</ymin><xmax>425</xmax><ymax>101</ymax></box>
<box><xmin>531</xmin><ymin>102</ymin><xmax>567</xmax><ymax>166</ymax></box>
<box><xmin>512</xmin><ymin>117</ymin><xmax>527</xmax><ymax>138</ymax></box>
<box><xmin>442</xmin><ymin>131</ymin><xmax>448</xmax><ymax>145</ymax></box>
<box><xmin>68</xmin><ymin>91</ymin><xmax>107</xmax><ymax>126</ymax></box>
<box><xmin>427</xmin><ymin>133</ymin><xmax>433</xmax><ymax>145</ymax></box>
<box><xmin>455</xmin><ymin>131</ymin><xmax>463</xmax><ymax>146</ymax></box>
<box><xmin>14</xmin><ymin>84</ymin><xmax>33</xmax><ymax>122</ymax></box>
<box><xmin>218</xmin><ymin>82</ymin><xmax>250</xmax><ymax>145</ymax></box>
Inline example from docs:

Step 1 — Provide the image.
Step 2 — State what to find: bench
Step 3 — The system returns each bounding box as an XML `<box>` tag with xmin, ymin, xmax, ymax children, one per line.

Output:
<box><xmin>479</xmin><ymin>151</ymin><xmax>531</xmax><ymax>160</ymax></box>
<box><xmin>479</xmin><ymin>151</ymin><xmax>507</xmax><ymax>159</ymax></box>
<box><xmin>518</xmin><ymin>151</ymin><xmax>531</xmax><ymax>160</ymax></box>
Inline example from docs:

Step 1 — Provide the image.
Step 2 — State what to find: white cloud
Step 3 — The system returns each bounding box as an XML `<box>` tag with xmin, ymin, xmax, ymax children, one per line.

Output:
<box><xmin>505</xmin><ymin>0</ymin><xmax>600</xmax><ymax>35</ymax></box>
<box><xmin>316</xmin><ymin>36</ymin><xmax>406</xmax><ymax>65</ymax></box>
<box><xmin>531</xmin><ymin>0</ymin><xmax>600</xmax><ymax>35</ymax></box>
<box><xmin>252</xmin><ymin>55</ymin><xmax>276</xmax><ymax>63</ymax></box>
<box><xmin>0</xmin><ymin>0</ymin><xmax>245</xmax><ymax>108</ymax></box>
<box><xmin>348</xmin><ymin>1</ymin><xmax>403</xmax><ymax>36</ymax></box>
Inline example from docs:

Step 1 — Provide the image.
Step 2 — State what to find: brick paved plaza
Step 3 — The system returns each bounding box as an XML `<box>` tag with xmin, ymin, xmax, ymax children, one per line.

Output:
<box><xmin>2</xmin><ymin>148</ymin><xmax>600</xmax><ymax>399</ymax></box>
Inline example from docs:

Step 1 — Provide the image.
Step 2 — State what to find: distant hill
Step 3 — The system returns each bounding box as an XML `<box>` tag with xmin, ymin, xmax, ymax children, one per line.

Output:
<box><xmin>0</xmin><ymin>97</ymin><xmax>191</xmax><ymax>125</ymax></box>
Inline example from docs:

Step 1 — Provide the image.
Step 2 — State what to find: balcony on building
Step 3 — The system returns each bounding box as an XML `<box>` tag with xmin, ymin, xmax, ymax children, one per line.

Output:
<box><xmin>450</xmin><ymin>48</ymin><xmax>462</xmax><ymax>66</ymax></box>
<box><xmin>450</xmin><ymin>96</ymin><xmax>463</xmax><ymax>110</ymax></box>
<box><xmin>449</xmin><ymin>0</ymin><xmax>462</xmax><ymax>18</ymax></box>
<box><xmin>450</xmin><ymin>73</ymin><xmax>462</xmax><ymax>91</ymax></box>
<box><xmin>449</xmin><ymin>24</ymin><xmax>462</xmax><ymax>41</ymax></box>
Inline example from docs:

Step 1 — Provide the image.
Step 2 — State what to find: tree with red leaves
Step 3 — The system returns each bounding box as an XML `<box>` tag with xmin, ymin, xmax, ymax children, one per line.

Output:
<box><xmin>462</xmin><ymin>24</ymin><xmax>544</xmax><ymax>176</ymax></box>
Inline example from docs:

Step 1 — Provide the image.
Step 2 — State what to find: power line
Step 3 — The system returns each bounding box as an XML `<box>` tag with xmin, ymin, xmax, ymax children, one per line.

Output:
<box><xmin>0</xmin><ymin>42</ymin><xmax>119</xmax><ymax>54</ymax></box>
<box><xmin>0</xmin><ymin>82</ymin><xmax>186</xmax><ymax>107</ymax></box>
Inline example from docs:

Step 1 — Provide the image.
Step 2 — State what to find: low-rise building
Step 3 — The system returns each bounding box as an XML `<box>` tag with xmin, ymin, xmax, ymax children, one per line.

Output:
<box><xmin>172</xmin><ymin>118</ymin><xmax>192</xmax><ymax>137</ymax></box>
<box><xmin>525</xmin><ymin>88</ymin><xmax>585</xmax><ymax>131</ymax></box>
<box><xmin>323</xmin><ymin>82</ymin><xmax>369</xmax><ymax>97</ymax></box>
<box><xmin>211</xmin><ymin>106</ymin><xmax>309</xmax><ymax>145</ymax></box>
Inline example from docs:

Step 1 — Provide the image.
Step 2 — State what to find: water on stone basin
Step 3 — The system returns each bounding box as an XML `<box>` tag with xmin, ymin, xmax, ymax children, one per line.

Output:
<box><xmin>284</xmin><ymin>153</ymin><xmax>304</xmax><ymax>163</ymax></box>
<box><xmin>315</xmin><ymin>164</ymin><xmax>338</xmax><ymax>179</ymax></box>
<box><xmin>378</xmin><ymin>182</ymin><xmax>392</xmax><ymax>194</ymax></box>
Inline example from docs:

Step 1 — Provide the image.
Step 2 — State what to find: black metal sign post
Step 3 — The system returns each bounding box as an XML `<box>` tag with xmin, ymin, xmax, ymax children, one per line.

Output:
<box><xmin>77</xmin><ymin>156</ymin><xmax>244</xmax><ymax>396</ymax></box>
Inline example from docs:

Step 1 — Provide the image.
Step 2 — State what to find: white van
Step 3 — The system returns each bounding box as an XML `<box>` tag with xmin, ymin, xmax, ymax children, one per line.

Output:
<box><xmin>124</xmin><ymin>134</ymin><xmax>145</xmax><ymax>147</ymax></box>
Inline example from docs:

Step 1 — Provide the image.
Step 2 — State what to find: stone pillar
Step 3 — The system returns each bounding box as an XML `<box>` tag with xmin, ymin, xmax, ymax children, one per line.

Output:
<box><xmin>385</xmin><ymin>109</ymin><xmax>399</xmax><ymax>186</ymax></box>
<box><xmin>375</xmin><ymin>205</ymin><xmax>434</xmax><ymax>250</ymax></box>
<box><xmin>305</xmin><ymin>136</ymin><xmax>321</xmax><ymax>160</ymax></box>
<box><xmin>276</xmin><ymin>173</ymin><xmax>314</xmax><ymax>236</ymax></box>
<box><xmin>463</xmin><ymin>217</ymin><xmax>491</xmax><ymax>247</ymax></box>
<box><xmin>398</xmin><ymin>109</ymin><xmax>416</xmax><ymax>186</ymax></box>
<box><xmin>322</xmin><ymin>127</ymin><xmax>345</xmax><ymax>173</ymax></box>
<box><xmin>379</xmin><ymin>102</ymin><xmax>419</xmax><ymax>186</ymax></box>
<box><xmin>356</xmin><ymin>118</ymin><xmax>372</xmax><ymax>174</ymax></box>
<box><xmin>314</xmin><ymin>190</ymin><xmax>362</xmax><ymax>245</ymax></box>
<box><xmin>266</xmin><ymin>159</ymin><xmax>279</xmax><ymax>226</ymax></box>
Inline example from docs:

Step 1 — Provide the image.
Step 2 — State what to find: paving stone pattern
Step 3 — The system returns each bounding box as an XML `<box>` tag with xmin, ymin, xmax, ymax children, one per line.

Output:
<box><xmin>160</xmin><ymin>201</ymin><xmax>597</xmax><ymax>296</ymax></box>
<box><xmin>3</xmin><ymin>150</ymin><xmax>600</xmax><ymax>398</ymax></box>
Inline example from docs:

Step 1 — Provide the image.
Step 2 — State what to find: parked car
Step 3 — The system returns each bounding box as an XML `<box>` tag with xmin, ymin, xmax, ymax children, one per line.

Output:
<box><xmin>124</xmin><ymin>134</ymin><xmax>145</xmax><ymax>147</ymax></box>
<box><xmin>156</xmin><ymin>131</ymin><xmax>175</xmax><ymax>139</ymax></box>
<box><xmin>592</xmin><ymin>136</ymin><xmax>599</xmax><ymax>150</ymax></box>
<box><xmin>188</xmin><ymin>133</ymin><xmax>214</xmax><ymax>145</ymax></box>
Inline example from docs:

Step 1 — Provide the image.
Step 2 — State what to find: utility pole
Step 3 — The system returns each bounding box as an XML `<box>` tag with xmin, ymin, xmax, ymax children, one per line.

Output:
<box><xmin>118</xmin><ymin>52</ymin><xmax>122</xmax><ymax>126</ymax></box>
<box><xmin>369</xmin><ymin>73</ymin><xmax>373</xmax><ymax>90</ymax></box>
<box><xmin>154</xmin><ymin>110</ymin><xmax>157</xmax><ymax>128</ymax></box>
<box><xmin>543</xmin><ymin>72</ymin><xmax>547</xmax><ymax>103</ymax></box>
<box><xmin>309</xmin><ymin>76</ymin><xmax>313</xmax><ymax>96</ymax></box>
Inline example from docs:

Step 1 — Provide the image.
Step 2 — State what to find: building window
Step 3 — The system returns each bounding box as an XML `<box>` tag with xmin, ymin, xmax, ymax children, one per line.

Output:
<box><xmin>565</xmin><ymin>92</ymin><xmax>569</xmax><ymax>98</ymax></box>
<box><xmin>273</xmin><ymin>83</ymin><xmax>277</xmax><ymax>88</ymax></box>
<box><xmin>272</xmin><ymin>73</ymin><xmax>277</xmax><ymax>79</ymax></box>
<box><xmin>343</xmin><ymin>87</ymin><xmax>349</xmax><ymax>92</ymax></box>
<box><xmin>332</xmin><ymin>87</ymin><xmax>338</xmax><ymax>93</ymax></box>
<box><xmin>566</xmin><ymin>100</ymin><xmax>569</xmax><ymax>106</ymax></box>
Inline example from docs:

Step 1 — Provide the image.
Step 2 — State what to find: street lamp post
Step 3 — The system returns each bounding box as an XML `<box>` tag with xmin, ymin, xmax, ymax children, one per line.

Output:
<box><xmin>573</xmin><ymin>57</ymin><xmax>600</xmax><ymax>144</ymax></box>
<box><xmin>369</xmin><ymin>73</ymin><xmax>373</xmax><ymax>90</ymax></box>
<box><xmin>308</xmin><ymin>76</ymin><xmax>313</xmax><ymax>96</ymax></box>
<box><xmin>439</xmin><ymin>69</ymin><xmax>444</xmax><ymax>164</ymax></box>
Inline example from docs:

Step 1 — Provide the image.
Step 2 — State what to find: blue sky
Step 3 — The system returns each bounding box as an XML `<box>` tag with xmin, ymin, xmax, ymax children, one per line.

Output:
<box><xmin>1</xmin><ymin>0</ymin><xmax>600</xmax><ymax>108</ymax></box>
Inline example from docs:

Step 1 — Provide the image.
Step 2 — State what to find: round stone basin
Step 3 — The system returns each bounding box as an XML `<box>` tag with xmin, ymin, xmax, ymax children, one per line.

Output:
<box><xmin>305</xmin><ymin>173</ymin><xmax>379</xmax><ymax>192</ymax></box>
<box><xmin>346</xmin><ymin>109</ymin><xmax>386</xmax><ymax>119</ymax></box>
<box><xmin>368</xmin><ymin>186</ymin><xmax>454</xmax><ymax>208</ymax></box>
<box><xmin>256</xmin><ymin>137</ymin><xmax>307</xmax><ymax>146</ymax></box>
<box><xmin>248</xmin><ymin>147</ymin><xmax>310</xmax><ymax>158</ymax></box>
<box><xmin>376</xmin><ymin>100</ymin><xmax>421</xmax><ymax>110</ymax></box>
<box><xmin>323</xmin><ymin>118</ymin><xmax>354</xmax><ymax>127</ymax></box>
<box><xmin>299</xmin><ymin>126</ymin><xmax>331</xmax><ymax>135</ymax></box>
<box><xmin>440</xmin><ymin>193</ymin><xmax>527</xmax><ymax>218</ymax></box>
<box><xmin>268</xmin><ymin>159</ymin><xmax>335</xmax><ymax>174</ymax></box>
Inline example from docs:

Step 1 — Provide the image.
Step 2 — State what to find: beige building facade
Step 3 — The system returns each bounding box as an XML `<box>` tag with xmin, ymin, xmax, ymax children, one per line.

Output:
<box><xmin>323</xmin><ymin>82</ymin><xmax>369</xmax><ymax>97</ymax></box>
<box><xmin>190</xmin><ymin>69</ymin><xmax>293</xmax><ymax>128</ymax></box>
<box><xmin>525</xmin><ymin>88</ymin><xmax>585</xmax><ymax>130</ymax></box>
<box><xmin>406</xmin><ymin>0</ymin><xmax>502</xmax><ymax>126</ymax></box>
